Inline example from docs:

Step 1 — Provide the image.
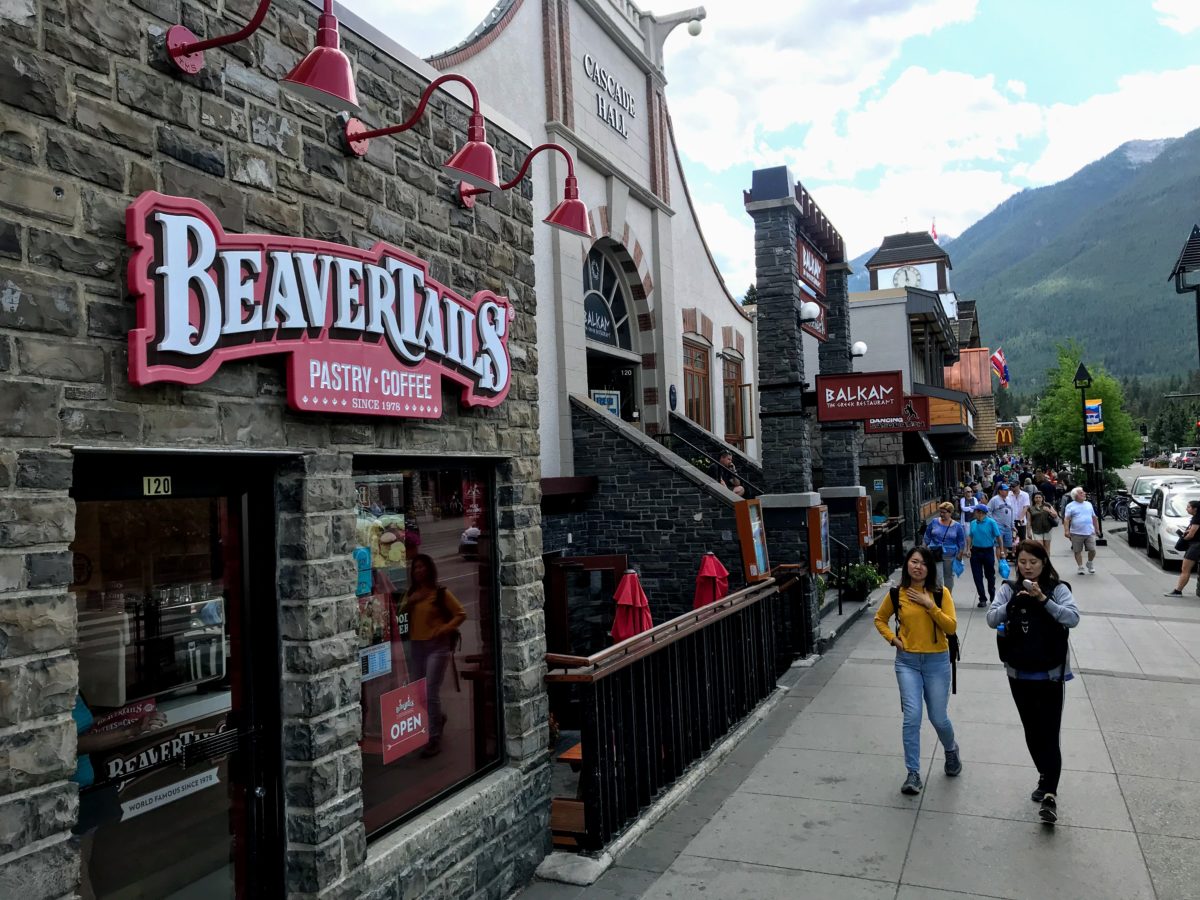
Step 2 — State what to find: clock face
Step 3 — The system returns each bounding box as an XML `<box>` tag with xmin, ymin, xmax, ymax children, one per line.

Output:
<box><xmin>892</xmin><ymin>266</ymin><xmax>921</xmax><ymax>288</ymax></box>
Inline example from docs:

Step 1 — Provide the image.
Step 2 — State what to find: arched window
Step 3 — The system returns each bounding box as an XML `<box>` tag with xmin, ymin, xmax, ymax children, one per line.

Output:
<box><xmin>582</xmin><ymin>248</ymin><xmax>632</xmax><ymax>350</ymax></box>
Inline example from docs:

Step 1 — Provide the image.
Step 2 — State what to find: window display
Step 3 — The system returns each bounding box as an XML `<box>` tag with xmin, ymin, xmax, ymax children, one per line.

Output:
<box><xmin>354</xmin><ymin>464</ymin><xmax>501</xmax><ymax>836</ymax></box>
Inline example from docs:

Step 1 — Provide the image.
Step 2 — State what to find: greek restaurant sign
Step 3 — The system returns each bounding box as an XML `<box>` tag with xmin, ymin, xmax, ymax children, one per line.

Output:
<box><xmin>582</xmin><ymin>53</ymin><xmax>636</xmax><ymax>139</ymax></box>
<box><xmin>126</xmin><ymin>192</ymin><xmax>511</xmax><ymax>418</ymax></box>
<box><xmin>815</xmin><ymin>371</ymin><xmax>904</xmax><ymax>422</ymax></box>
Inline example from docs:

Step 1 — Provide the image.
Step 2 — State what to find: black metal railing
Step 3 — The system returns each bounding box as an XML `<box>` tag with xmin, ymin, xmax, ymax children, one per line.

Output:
<box><xmin>545</xmin><ymin>579</ymin><xmax>784</xmax><ymax>851</ymax></box>
<box><xmin>771</xmin><ymin>565</ymin><xmax>814</xmax><ymax>667</ymax></box>
<box><xmin>827</xmin><ymin>535</ymin><xmax>852</xmax><ymax>615</ymax></box>
<box><xmin>653</xmin><ymin>432</ymin><xmax>765</xmax><ymax>498</ymax></box>
<box><xmin>865</xmin><ymin>517</ymin><xmax>905</xmax><ymax>576</ymax></box>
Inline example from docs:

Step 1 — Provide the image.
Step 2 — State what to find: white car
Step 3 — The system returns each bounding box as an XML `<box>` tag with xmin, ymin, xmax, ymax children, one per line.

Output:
<box><xmin>1145</xmin><ymin>483</ymin><xmax>1200</xmax><ymax>569</ymax></box>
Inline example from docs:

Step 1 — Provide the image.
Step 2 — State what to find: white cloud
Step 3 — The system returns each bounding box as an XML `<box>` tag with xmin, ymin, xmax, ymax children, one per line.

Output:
<box><xmin>1154</xmin><ymin>0</ymin><xmax>1200</xmax><ymax>33</ymax></box>
<box><xmin>1026</xmin><ymin>65</ymin><xmax>1200</xmax><ymax>183</ymax></box>
<box><xmin>1006</xmin><ymin>79</ymin><xmax>1027</xmax><ymax>98</ymax></box>
<box><xmin>663</xmin><ymin>0</ymin><xmax>980</xmax><ymax>172</ymax></box>
<box><xmin>689</xmin><ymin>197</ymin><xmax>758</xmax><ymax>300</ymax></box>
<box><xmin>338</xmin><ymin>0</ymin><xmax>499</xmax><ymax>56</ymax></box>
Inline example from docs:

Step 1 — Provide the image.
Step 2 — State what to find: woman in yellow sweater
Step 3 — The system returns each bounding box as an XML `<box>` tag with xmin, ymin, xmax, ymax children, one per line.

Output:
<box><xmin>401</xmin><ymin>554</ymin><xmax>467</xmax><ymax>758</ymax></box>
<box><xmin>874</xmin><ymin>546</ymin><xmax>962</xmax><ymax>795</ymax></box>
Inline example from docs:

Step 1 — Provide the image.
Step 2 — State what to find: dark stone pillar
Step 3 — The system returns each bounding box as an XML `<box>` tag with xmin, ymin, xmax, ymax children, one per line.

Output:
<box><xmin>746</xmin><ymin>167</ymin><xmax>812</xmax><ymax>495</ymax></box>
<box><xmin>818</xmin><ymin>263</ymin><xmax>864</xmax><ymax>560</ymax></box>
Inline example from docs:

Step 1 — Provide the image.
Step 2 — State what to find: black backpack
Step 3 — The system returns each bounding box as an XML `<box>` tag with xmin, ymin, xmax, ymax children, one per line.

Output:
<box><xmin>996</xmin><ymin>582</ymin><xmax>1070</xmax><ymax>673</ymax></box>
<box><xmin>891</xmin><ymin>586</ymin><xmax>961</xmax><ymax>693</ymax></box>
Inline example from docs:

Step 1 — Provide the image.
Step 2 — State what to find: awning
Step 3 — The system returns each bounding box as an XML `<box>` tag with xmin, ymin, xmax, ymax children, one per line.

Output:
<box><xmin>902</xmin><ymin>430</ymin><xmax>939</xmax><ymax>463</ymax></box>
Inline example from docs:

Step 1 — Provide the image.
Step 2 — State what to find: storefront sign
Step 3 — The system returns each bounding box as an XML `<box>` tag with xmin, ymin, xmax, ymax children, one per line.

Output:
<box><xmin>121</xmin><ymin>768</ymin><xmax>220</xmax><ymax>820</ymax></box>
<box><xmin>126</xmin><ymin>192</ymin><xmax>512</xmax><ymax>419</ymax></box>
<box><xmin>996</xmin><ymin>425</ymin><xmax>1015</xmax><ymax>446</ymax></box>
<box><xmin>801</xmin><ymin>298</ymin><xmax>828</xmax><ymax>342</ymax></box>
<box><xmin>815</xmin><ymin>371</ymin><xmax>904</xmax><ymax>422</ymax></box>
<box><xmin>591</xmin><ymin>390</ymin><xmax>620</xmax><ymax>416</ymax></box>
<box><xmin>865</xmin><ymin>395</ymin><xmax>931</xmax><ymax>433</ymax></box>
<box><xmin>582</xmin><ymin>53</ymin><xmax>636</xmax><ymax>139</ymax></box>
<box><xmin>1086</xmin><ymin>398</ymin><xmax>1104</xmax><ymax>433</ymax></box>
<box><xmin>381</xmin><ymin>680</ymin><xmax>429</xmax><ymax>763</ymax></box>
<box><xmin>798</xmin><ymin>235</ymin><xmax>826</xmax><ymax>297</ymax></box>
<box><xmin>807</xmin><ymin>505</ymin><xmax>830</xmax><ymax>575</ymax></box>
<box><xmin>91</xmin><ymin>699</ymin><xmax>158</xmax><ymax>735</ymax></box>
<box><xmin>856</xmin><ymin>496</ymin><xmax>874</xmax><ymax>548</ymax></box>
<box><xmin>103</xmin><ymin>718</ymin><xmax>227</xmax><ymax>784</ymax></box>
<box><xmin>585</xmin><ymin>292</ymin><xmax>616</xmax><ymax>344</ymax></box>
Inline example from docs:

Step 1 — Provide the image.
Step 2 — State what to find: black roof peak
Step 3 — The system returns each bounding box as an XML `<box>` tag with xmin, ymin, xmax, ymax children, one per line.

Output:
<box><xmin>865</xmin><ymin>230</ymin><xmax>951</xmax><ymax>270</ymax></box>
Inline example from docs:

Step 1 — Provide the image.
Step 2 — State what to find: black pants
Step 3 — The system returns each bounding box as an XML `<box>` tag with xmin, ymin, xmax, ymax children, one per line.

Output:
<box><xmin>970</xmin><ymin>549</ymin><xmax>996</xmax><ymax>603</ymax></box>
<box><xmin>1008</xmin><ymin>677</ymin><xmax>1065</xmax><ymax>793</ymax></box>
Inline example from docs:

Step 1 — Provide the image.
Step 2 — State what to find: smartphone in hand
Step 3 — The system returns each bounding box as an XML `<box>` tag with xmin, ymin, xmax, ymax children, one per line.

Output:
<box><xmin>1022</xmin><ymin>579</ymin><xmax>1035</xmax><ymax>591</ymax></box>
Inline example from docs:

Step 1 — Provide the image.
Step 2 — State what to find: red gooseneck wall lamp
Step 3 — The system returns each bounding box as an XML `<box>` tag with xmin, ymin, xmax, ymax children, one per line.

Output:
<box><xmin>167</xmin><ymin>0</ymin><xmax>359</xmax><ymax>112</ymax></box>
<box><xmin>460</xmin><ymin>143</ymin><xmax>592</xmax><ymax>239</ymax></box>
<box><xmin>341</xmin><ymin>73</ymin><xmax>500</xmax><ymax>192</ymax></box>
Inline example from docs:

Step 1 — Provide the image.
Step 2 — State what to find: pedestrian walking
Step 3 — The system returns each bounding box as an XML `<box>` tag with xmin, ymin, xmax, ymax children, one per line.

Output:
<box><xmin>874</xmin><ymin>546</ymin><xmax>962</xmax><ymax>796</ymax></box>
<box><xmin>959</xmin><ymin>485</ymin><xmax>977</xmax><ymax>524</ymax></box>
<box><xmin>966</xmin><ymin>503</ymin><xmax>1004</xmax><ymax>607</ymax></box>
<box><xmin>988</xmin><ymin>483</ymin><xmax>1017</xmax><ymax>558</ymax></box>
<box><xmin>1012</xmin><ymin>481</ymin><xmax>1032</xmax><ymax>542</ymax></box>
<box><xmin>986</xmin><ymin>541</ymin><xmax>1079</xmax><ymax>825</ymax></box>
<box><xmin>1028</xmin><ymin>492</ymin><xmax>1060</xmax><ymax>551</ymax></box>
<box><xmin>1063</xmin><ymin>486</ymin><xmax>1100</xmax><ymax>575</ymax></box>
<box><xmin>1164</xmin><ymin>499</ymin><xmax>1200</xmax><ymax>597</ymax></box>
<box><xmin>923</xmin><ymin>502</ymin><xmax>967</xmax><ymax>590</ymax></box>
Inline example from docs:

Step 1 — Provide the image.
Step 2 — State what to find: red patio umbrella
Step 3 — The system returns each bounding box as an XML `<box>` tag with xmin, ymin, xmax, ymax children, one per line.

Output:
<box><xmin>611</xmin><ymin>569</ymin><xmax>653</xmax><ymax>642</ymax></box>
<box><xmin>694</xmin><ymin>552</ymin><xmax>730</xmax><ymax>609</ymax></box>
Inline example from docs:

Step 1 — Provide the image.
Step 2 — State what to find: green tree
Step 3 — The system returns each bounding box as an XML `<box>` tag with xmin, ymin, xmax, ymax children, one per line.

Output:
<box><xmin>743</xmin><ymin>284</ymin><xmax>759</xmax><ymax>305</ymax></box>
<box><xmin>1021</xmin><ymin>342</ymin><xmax>1142</xmax><ymax>468</ymax></box>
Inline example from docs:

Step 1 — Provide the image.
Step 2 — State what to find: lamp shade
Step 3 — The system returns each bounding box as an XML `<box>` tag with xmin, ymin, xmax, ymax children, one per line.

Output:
<box><xmin>280</xmin><ymin>9</ymin><xmax>358</xmax><ymax>112</ymax></box>
<box><xmin>544</xmin><ymin>175</ymin><xmax>592</xmax><ymax>238</ymax></box>
<box><xmin>444</xmin><ymin>113</ymin><xmax>501</xmax><ymax>192</ymax></box>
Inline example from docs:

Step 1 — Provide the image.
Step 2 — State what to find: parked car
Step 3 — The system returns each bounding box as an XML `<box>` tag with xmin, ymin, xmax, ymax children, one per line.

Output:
<box><xmin>1172</xmin><ymin>448</ymin><xmax>1200</xmax><ymax>468</ymax></box>
<box><xmin>1145</xmin><ymin>482</ymin><xmax>1200</xmax><ymax>568</ymax></box>
<box><xmin>1127</xmin><ymin>475</ymin><xmax>1200</xmax><ymax>547</ymax></box>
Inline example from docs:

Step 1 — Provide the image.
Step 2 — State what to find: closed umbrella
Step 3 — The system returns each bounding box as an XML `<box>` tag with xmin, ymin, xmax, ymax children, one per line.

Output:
<box><xmin>611</xmin><ymin>569</ymin><xmax>653</xmax><ymax>642</ymax></box>
<box><xmin>693</xmin><ymin>552</ymin><xmax>729</xmax><ymax>609</ymax></box>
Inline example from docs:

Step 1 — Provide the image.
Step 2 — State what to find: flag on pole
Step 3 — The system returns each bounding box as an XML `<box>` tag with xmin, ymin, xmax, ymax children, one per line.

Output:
<box><xmin>990</xmin><ymin>348</ymin><xmax>1010</xmax><ymax>388</ymax></box>
<box><xmin>931</xmin><ymin>219</ymin><xmax>938</xmax><ymax>243</ymax></box>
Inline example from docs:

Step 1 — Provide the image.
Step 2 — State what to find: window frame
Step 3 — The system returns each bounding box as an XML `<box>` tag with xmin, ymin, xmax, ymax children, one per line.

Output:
<box><xmin>722</xmin><ymin>356</ymin><xmax>744</xmax><ymax>449</ymax></box>
<box><xmin>583</xmin><ymin>247</ymin><xmax>633</xmax><ymax>351</ymax></box>
<box><xmin>350</xmin><ymin>457</ymin><xmax>506</xmax><ymax>841</ymax></box>
<box><xmin>683</xmin><ymin>338</ymin><xmax>713</xmax><ymax>432</ymax></box>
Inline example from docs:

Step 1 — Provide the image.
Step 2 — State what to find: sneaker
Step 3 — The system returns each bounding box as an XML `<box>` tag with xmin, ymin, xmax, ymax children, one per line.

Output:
<box><xmin>1039</xmin><ymin>793</ymin><xmax>1058</xmax><ymax>824</ymax></box>
<box><xmin>901</xmin><ymin>771</ymin><xmax>922</xmax><ymax>795</ymax></box>
<box><xmin>1077</xmin><ymin>565</ymin><xmax>1086</xmax><ymax>575</ymax></box>
<box><xmin>1031</xmin><ymin>779</ymin><xmax>1048</xmax><ymax>803</ymax></box>
<box><xmin>977</xmin><ymin>598</ymin><xmax>988</xmax><ymax>608</ymax></box>
<box><xmin>944</xmin><ymin>747</ymin><xmax>962</xmax><ymax>777</ymax></box>
<box><xmin>1165</xmin><ymin>590</ymin><xmax>1184</xmax><ymax>597</ymax></box>
<box><xmin>1086</xmin><ymin>563</ymin><xmax>1096</xmax><ymax>575</ymax></box>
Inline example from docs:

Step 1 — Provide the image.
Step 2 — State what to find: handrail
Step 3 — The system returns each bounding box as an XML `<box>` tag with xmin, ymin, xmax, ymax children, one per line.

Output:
<box><xmin>545</xmin><ymin>578</ymin><xmax>778</xmax><ymax>683</ymax></box>
<box><xmin>653</xmin><ymin>432</ymin><xmax>765</xmax><ymax>497</ymax></box>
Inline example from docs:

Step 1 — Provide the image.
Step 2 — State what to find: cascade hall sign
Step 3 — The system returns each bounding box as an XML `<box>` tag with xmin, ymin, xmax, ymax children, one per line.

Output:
<box><xmin>126</xmin><ymin>193</ymin><xmax>511</xmax><ymax>418</ymax></box>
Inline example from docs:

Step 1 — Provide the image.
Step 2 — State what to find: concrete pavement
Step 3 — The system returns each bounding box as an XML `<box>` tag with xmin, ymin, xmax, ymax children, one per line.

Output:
<box><xmin>518</xmin><ymin>522</ymin><xmax>1200</xmax><ymax>900</ymax></box>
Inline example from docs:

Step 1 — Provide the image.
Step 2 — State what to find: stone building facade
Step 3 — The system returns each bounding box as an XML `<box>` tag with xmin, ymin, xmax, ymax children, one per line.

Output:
<box><xmin>0</xmin><ymin>1</ymin><xmax>554</xmax><ymax>897</ymax></box>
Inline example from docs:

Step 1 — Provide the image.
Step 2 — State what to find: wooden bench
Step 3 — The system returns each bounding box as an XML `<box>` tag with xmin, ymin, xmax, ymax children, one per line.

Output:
<box><xmin>550</xmin><ymin>798</ymin><xmax>586</xmax><ymax>849</ymax></box>
<box><xmin>556</xmin><ymin>741</ymin><xmax>582</xmax><ymax>770</ymax></box>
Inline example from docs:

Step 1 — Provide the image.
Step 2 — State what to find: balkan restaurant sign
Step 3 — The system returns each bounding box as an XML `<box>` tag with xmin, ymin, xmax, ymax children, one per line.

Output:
<box><xmin>815</xmin><ymin>371</ymin><xmax>904</xmax><ymax>422</ymax></box>
<box><xmin>126</xmin><ymin>192</ymin><xmax>511</xmax><ymax>418</ymax></box>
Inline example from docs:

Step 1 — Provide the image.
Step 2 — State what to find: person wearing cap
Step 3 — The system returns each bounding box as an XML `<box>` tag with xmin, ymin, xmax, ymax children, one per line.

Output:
<box><xmin>965</xmin><ymin>503</ymin><xmax>1004</xmax><ymax>607</ymax></box>
<box><xmin>924</xmin><ymin>502</ymin><xmax>968</xmax><ymax>590</ymax></box>
<box><xmin>988</xmin><ymin>483</ymin><xmax>1018</xmax><ymax>558</ymax></box>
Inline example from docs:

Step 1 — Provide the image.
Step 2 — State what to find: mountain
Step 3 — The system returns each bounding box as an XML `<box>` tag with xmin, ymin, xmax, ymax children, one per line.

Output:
<box><xmin>949</xmin><ymin>133</ymin><xmax>1198</xmax><ymax>385</ymax></box>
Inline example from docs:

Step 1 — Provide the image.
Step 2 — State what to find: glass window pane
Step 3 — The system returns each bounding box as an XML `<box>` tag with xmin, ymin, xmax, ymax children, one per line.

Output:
<box><xmin>354</xmin><ymin>465</ymin><xmax>500</xmax><ymax>837</ymax></box>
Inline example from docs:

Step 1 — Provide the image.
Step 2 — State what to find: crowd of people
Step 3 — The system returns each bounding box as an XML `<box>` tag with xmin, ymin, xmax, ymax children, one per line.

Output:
<box><xmin>874</xmin><ymin>456</ymin><xmax>1084</xmax><ymax>827</ymax></box>
<box><xmin>923</xmin><ymin>456</ymin><xmax>1100</xmax><ymax>608</ymax></box>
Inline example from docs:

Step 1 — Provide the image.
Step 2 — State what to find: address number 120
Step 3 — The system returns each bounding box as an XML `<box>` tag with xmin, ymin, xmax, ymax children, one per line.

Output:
<box><xmin>143</xmin><ymin>476</ymin><xmax>173</xmax><ymax>497</ymax></box>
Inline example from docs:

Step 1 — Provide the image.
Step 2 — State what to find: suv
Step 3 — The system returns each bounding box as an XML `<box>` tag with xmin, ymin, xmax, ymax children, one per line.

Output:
<box><xmin>1146</xmin><ymin>482</ymin><xmax>1200</xmax><ymax>568</ymax></box>
<box><xmin>1183</xmin><ymin>451</ymin><xmax>1200</xmax><ymax>470</ymax></box>
<box><xmin>1173</xmin><ymin>448</ymin><xmax>1200</xmax><ymax>468</ymax></box>
<box><xmin>1127</xmin><ymin>475</ymin><xmax>1200</xmax><ymax>547</ymax></box>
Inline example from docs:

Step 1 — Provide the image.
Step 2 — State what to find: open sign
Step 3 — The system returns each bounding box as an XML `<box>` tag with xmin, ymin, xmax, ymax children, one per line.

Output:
<box><xmin>380</xmin><ymin>680</ymin><xmax>429</xmax><ymax>763</ymax></box>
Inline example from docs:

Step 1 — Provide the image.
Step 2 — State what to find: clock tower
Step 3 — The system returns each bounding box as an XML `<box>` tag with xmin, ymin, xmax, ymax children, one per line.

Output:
<box><xmin>864</xmin><ymin>231</ymin><xmax>952</xmax><ymax>292</ymax></box>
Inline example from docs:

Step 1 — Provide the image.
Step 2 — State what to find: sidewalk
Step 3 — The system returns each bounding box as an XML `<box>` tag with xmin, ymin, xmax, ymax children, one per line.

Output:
<box><xmin>518</xmin><ymin>530</ymin><xmax>1200</xmax><ymax>900</ymax></box>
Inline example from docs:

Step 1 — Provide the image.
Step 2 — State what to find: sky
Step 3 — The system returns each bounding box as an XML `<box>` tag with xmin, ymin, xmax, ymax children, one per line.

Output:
<box><xmin>341</xmin><ymin>0</ymin><xmax>1200</xmax><ymax>298</ymax></box>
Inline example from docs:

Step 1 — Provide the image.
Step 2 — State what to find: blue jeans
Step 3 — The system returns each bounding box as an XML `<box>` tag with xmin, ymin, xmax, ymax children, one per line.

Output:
<box><xmin>895</xmin><ymin>650</ymin><xmax>957</xmax><ymax>774</ymax></box>
<box><xmin>410</xmin><ymin>639</ymin><xmax>451</xmax><ymax>742</ymax></box>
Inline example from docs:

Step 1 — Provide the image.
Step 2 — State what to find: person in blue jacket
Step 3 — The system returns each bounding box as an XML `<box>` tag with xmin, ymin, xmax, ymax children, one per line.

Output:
<box><xmin>965</xmin><ymin>503</ymin><xmax>1004</xmax><ymax>608</ymax></box>
<box><xmin>923</xmin><ymin>502</ymin><xmax>967</xmax><ymax>591</ymax></box>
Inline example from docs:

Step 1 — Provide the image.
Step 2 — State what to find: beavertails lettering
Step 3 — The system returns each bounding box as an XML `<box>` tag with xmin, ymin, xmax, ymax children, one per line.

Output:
<box><xmin>126</xmin><ymin>192</ymin><xmax>511</xmax><ymax>418</ymax></box>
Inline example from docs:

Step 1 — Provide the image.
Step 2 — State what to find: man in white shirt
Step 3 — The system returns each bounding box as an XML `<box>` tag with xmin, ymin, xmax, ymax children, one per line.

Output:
<box><xmin>987</xmin><ymin>483</ymin><xmax>1017</xmax><ymax>557</ymax></box>
<box><xmin>1064</xmin><ymin>486</ymin><xmax>1100</xmax><ymax>574</ymax></box>
<box><xmin>1011</xmin><ymin>482</ymin><xmax>1032</xmax><ymax>541</ymax></box>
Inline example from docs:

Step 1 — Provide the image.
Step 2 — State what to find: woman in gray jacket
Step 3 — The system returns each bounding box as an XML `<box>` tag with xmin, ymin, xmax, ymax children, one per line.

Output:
<box><xmin>986</xmin><ymin>539</ymin><xmax>1080</xmax><ymax>825</ymax></box>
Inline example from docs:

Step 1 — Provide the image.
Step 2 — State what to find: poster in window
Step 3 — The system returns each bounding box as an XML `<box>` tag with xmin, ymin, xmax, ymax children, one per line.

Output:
<box><xmin>735</xmin><ymin>498</ymin><xmax>771</xmax><ymax>582</ymax></box>
<box><xmin>807</xmin><ymin>505</ymin><xmax>831</xmax><ymax>574</ymax></box>
<box><xmin>585</xmin><ymin>293</ymin><xmax>617</xmax><ymax>345</ymax></box>
<box><xmin>591</xmin><ymin>390</ymin><xmax>621</xmax><ymax>416</ymax></box>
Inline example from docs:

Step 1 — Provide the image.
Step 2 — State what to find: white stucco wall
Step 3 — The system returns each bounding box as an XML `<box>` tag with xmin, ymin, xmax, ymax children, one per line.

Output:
<box><xmin>847</xmin><ymin>298</ymin><xmax>914</xmax><ymax>391</ymax></box>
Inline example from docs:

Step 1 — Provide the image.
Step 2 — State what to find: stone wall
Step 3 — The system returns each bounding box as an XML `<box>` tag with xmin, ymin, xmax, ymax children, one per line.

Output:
<box><xmin>554</xmin><ymin>397</ymin><xmax>744</xmax><ymax>631</ymax></box>
<box><xmin>0</xmin><ymin>1</ymin><xmax>547</xmax><ymax>897</ymax></box>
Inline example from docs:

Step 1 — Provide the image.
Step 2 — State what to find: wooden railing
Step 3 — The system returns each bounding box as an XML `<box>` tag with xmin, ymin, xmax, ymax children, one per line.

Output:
<box><xmin>546</xmin><ymin>576</ymin><xmax>802</xmax><ymax>851</ymax></box>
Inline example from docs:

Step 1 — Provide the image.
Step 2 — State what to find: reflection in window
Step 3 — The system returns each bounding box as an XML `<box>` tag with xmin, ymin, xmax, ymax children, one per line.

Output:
<box><xmin>354</xmin><ymin>465</ymin><xmax>500</xmax><ymax>837</ymax></box>
<box><xmin>583</xmin><ymin>248</ymin><xmax>632</xmax><ymax>350</ymax></box>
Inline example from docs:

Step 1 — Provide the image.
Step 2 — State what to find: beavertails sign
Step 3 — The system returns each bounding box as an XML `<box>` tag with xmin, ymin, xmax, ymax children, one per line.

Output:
<box><xmin>126</xmin><ymin>192</ymin><xmax>511</xmax><ymax>418</ymax></box>
<box><xmin>815</xmin><ymin>371</ymin><xmax>904</xmax><ymax>422</ymax></box>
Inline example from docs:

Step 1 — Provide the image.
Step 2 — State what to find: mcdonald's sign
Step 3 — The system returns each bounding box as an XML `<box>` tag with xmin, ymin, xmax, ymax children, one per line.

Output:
<box><xmin>996</xmin><ymin>426</ymin><xmax>1015</xmax><ymax>446</ymax></box>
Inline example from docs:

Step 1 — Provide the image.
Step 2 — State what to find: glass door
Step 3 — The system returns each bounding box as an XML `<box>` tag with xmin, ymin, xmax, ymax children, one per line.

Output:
<box><xmin>69</xmin><ymin>455</ymin><xmax>280</xmax><ymax>899</ymax></box>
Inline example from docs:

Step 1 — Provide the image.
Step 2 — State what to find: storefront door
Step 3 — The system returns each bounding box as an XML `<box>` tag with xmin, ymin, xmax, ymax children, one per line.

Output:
<box><xmin>69</xmin><ymin>453</ymin><xmax>282</xmax><ymax>899</ymax></box>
